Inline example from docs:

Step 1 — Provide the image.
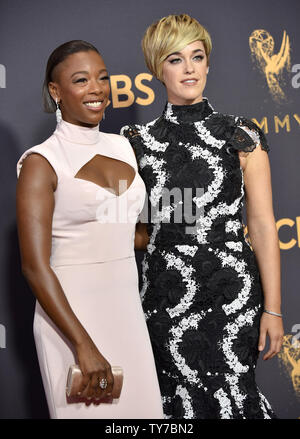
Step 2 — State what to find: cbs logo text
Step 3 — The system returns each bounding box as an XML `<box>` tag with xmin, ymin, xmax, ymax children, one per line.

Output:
<box><xmin>110</xmin><ymin>73</ymin><xmax>154</xmax><ymax>108</ymax></box>
<box><xmin>278</xmin><ymin>217</ymin><xmax>300</xmax><ymax>249</ymax></box>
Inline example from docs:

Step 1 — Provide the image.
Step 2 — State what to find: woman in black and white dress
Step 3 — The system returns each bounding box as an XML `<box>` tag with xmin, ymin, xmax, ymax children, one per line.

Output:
<box><xmin>122</xmin><ymin>14</ymin><xmax>284</xmax><ymax>419</ymax></box>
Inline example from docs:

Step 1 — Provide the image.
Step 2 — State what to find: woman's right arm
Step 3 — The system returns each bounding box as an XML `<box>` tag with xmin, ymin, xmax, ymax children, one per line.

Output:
<box><xmin>16</xmin><ymin>153</ymin><xmax>113</xmax><ymax>400</ymax></box>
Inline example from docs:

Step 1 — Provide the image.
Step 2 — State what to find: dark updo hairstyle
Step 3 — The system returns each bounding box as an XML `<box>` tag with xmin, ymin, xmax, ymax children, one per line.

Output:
<box><xmin>42</xmin><ymin>40</ymin><xmax>100</xmax><ymax>113</ymax></box>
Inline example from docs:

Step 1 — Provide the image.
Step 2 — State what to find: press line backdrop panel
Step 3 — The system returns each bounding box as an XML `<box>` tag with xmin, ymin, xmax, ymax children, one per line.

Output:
<box><xmin>0</xmin><ymin>0</ymin><xmax>299</xmax><ymax>418</ymax></box>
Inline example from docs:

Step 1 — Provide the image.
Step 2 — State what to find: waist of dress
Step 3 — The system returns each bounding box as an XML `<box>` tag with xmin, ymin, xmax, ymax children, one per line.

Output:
<box><xmin>50</xmin><ymin>226</ymin><xmax>136</xmax><ymax>267</ymax></box>
<box><xmin>50</xmin><ymin>254</ymin><xmax>135</xmax><ymax>268</ymax></box>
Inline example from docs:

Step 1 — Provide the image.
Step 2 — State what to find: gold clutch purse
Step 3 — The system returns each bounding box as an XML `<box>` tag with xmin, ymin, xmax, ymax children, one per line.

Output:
<box><xmin>66</xmin><ymin>364</ymin><xmax>123</xmax><ymax>402</ymax></box>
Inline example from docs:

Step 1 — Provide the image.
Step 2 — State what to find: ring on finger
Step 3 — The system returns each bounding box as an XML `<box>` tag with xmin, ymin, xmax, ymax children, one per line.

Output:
<box><xmin>98</xmin><ymin>377</ymin><xmax>108</xmax><ymax>390</ymax></box>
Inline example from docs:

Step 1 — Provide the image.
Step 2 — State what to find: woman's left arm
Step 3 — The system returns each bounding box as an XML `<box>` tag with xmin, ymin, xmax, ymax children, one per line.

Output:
<box><xmin>242</xmin><ymin>145</ymin><xmax>284</xmax><ymax>361</ymax></box>
<box><xmin>134</xmin><ymin>222</ymin><xmax>149</xmax><ymax>250</ymax></box>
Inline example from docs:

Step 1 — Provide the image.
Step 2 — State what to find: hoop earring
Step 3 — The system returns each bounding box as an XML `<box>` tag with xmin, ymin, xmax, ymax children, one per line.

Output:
<box><xmin>55</xmin><ymin>97</ymin><xmax>62</xmax><ymax>124</ymax></box>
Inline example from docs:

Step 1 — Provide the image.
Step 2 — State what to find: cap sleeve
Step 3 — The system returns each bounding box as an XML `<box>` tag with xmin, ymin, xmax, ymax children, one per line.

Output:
<box><xmin>16</xmin><ymin>145</ymin><xmax>60</xmax><ymax>180</ymax></box>
<box><xmin>226</xmin><ymin>116</ymin><xmax>270</xmax><ymax>155</ymax></box>
<box><xmin>120</xmin><ymin>124</ymin><xmax>144</xmax><ymax>163</ymax></box>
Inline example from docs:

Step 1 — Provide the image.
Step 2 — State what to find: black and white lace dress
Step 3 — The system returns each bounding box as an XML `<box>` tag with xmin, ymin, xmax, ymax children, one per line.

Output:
<box><xmin>122</xmin><ymin>97</ymin><xmax>277</xmax><ymax>419</ymax></box>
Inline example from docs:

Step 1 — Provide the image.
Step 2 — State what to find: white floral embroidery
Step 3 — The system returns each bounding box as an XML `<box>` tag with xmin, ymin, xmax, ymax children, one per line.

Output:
<box><xmin>141</xmin><ymin>222</ymin><xmax>162</xmax><ymax>304</ymax></box>
<box><xmin>139</xmin><ymin>118</ymin><xmax>169</xmax><ymax>152</ymax></box>
<box><xmin>221</xmin><ymin>308</ymin><xmax>258</xmax><ymax>373</ymax></box>
<box><xmin>194</xmin><ymin>120</ymin><xmax>226</xmax><ymax>150</ymax></box>
<box><xmin>140</xmin><ymin>155</ymin><xmax>168</xmax><ymax>208</ymax></box>
<box><xmin>212</xmin><ymin>249</ymin><xmax>253</xmax><ymax>315</ymax></box>
<box><xmin>225</xmin><ymin>241</ymin><xmax>243</xmax><ymax>252</ymax></box>
<box><xmin>164</xmin><ymin>103</ymin><xmax>179</xmax><ymax>125</ymax></box>
<box><xmin>140</xmin><ymin>254</ymin><xmax>150</xmax><ymax>304</ymax></box>
<box><xmin>169</xmin><ymin>312</ymin><xmax>206</xmax><ymax>386</ymax></box>
<box><xmin>257</xmin><ymin>390</ymin><xmax>273</xmax><ymax>419</ymax></box>
<box><xmin>213</xmin><ymin>388</ymin><xmax>233</xmax><ymax>419</ymax></box>
<box><xmin>175</xmin><ymin>385</ymin><xmax>194</xmax><ymax>419</ymax></box>
<box><xmin>225</xmin><ymin>374</ymin><xmax>247</xmax><ymax>414</ymax></box>
<box><xmin>175</xmin><ymin>245</ymin><xmax>198</xmax><ymax>257</ymax></box>
<box><xmin>186</xmin><ymin>145</ymin><xmax>225</xmax><ymax>210</ymax></box>
<box><xmin>195</xmin><ymin>195</ymin><xmax>244</xmax><ymax>245</ymax></box>
<box><xmin>239</xmin><ymin>125</ymin><xmax>260</xmax><ymax>148</ymax></box>
<box><xmin>163</xmin><ymin>252</ymin><xmax>198</xmax><ymax>318</ymax></box>
<box><xmin>225</xmin><ymin>219</ymin><xmax>242</xmax><ymax>235</ymax></box>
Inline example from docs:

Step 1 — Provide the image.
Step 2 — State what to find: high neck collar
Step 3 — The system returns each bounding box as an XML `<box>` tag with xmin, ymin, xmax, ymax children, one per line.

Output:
<box><xmin>54</xmin><ymin>119</ymin><xmax>100</xmax><ymax>145</ymax></box>
<box><xmin>162</xmin><ymin>96</ymin><xmax>214</xmax><ymax>124</ymax></box>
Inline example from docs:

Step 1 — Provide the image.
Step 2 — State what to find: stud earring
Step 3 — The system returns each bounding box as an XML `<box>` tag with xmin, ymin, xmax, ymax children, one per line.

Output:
<box><xmin>55</xmin><ymin>97</ymin><xmax>62</xmax><ymax>124</ymax></box>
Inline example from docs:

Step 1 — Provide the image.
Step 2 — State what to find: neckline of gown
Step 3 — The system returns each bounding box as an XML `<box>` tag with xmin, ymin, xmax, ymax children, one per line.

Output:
<box><xmin>54</xmin><ymin>119</ymin><xmax>100</xmax><ymax>145</ymax></box>
<box><xmin>162</xmin><ymin>96</ymin><xmax>214</xmax><ymax>124</ymax></box>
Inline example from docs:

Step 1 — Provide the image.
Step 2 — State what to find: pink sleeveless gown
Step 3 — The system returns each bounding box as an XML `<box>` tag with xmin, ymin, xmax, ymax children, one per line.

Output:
<box><xmin>16</xmin><ymin>119</ymin><xmax>163</xmax><ymax>419</ymax></box>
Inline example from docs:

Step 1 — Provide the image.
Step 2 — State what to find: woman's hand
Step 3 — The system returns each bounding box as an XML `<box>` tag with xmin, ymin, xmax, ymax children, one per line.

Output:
<box><xmin>75</xmin><ymin>337</ymin><xmax>114</xmax><ymax>402</ymax></box>
<box><xmin>258</xmin><ymin>312</ymin><xmax>284</xmax><ymax>360</ymax></box>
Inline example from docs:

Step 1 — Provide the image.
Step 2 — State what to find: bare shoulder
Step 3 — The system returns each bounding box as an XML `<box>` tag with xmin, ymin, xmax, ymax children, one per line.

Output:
<box><xmin>18</xmin><ymin>152</ymin><xmax>57</xmax><ymax>191</ymax></box>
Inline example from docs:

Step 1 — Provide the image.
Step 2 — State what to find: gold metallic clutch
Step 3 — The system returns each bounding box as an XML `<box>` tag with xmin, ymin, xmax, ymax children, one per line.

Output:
<box><xmin>66</xmin><ymin>364</ymin><xmax>123</xmax><ymax>401</ymax></box>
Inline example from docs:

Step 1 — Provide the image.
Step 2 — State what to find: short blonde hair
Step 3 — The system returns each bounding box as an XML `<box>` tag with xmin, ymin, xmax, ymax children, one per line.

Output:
<box><xmin>142</xmin><ymin>14</ymin><xmax>212</xmax><ymax>82</ymax></box>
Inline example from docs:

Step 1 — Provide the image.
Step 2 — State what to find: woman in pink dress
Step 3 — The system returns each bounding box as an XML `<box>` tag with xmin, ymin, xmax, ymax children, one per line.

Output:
<box><xmin>16</xmin><ymin>40</ymin><xmax>163</xmax><ymax>419</ymax></box>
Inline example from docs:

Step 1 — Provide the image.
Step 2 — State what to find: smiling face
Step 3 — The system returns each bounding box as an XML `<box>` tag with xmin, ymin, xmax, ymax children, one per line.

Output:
<box><xmin>48</xmin><ymin>50</ymin><xmax>110</xmax><ymax>127</ymax></box>
<box><xmin>162</xmin><ymin>40</ymin><xmax>209</xmax><ymax>106</ymax></box>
